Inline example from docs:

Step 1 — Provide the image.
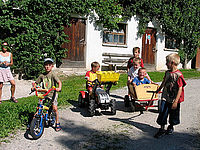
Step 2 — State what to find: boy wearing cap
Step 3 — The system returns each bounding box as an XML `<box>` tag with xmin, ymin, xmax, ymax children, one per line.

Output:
<box><xmin>33</xmin><ymin>58</ymin><xmax>62</xmax><ymax>132</ymax></box>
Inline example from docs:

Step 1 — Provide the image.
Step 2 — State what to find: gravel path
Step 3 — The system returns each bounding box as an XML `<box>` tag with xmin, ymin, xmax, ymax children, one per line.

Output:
<box><xmin>1</xmin><ymin>78</ymin><xmax>33</xmax><ymax>101</ymax></box>
<box><xmin>0</xmin><ymin>79</ymin><xmax>200</xmax><ymax>150</ymax></box>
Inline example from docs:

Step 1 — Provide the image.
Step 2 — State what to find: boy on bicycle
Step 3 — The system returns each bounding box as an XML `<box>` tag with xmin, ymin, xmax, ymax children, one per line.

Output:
<box><xmin>32</xmin><ymin>58</ymin><xmax>62</xmax><ymax>132</ymax></box>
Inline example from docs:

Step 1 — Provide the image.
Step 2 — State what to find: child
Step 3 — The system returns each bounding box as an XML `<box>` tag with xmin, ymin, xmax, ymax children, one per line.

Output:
<box><xmin>154</xmin><ymin>53</ymin><xmax>186</xmax><ymax>138</ymax></box>
<box><xmin>33</xmin><ymin>58</ymin><xmax>62</xmax><ymax>132</ymax></box>
<box><xmin>128</xmin><ymin>58</ymin><xmax>141</xmax><ymax>82</ymax></box>
<box><xmin>127</xmin><ymin>58</ymin><xmax>151</xmax><ymax>97</ymax></box>
<box><xmin>132</xmin><ymin>68</ymin><xmax>151</xmax><ymax>87</ymax></box>
<box><xmin>127</xmin><ymin>47</ymin><xmax>144</xmax><ymax>72</ymax></box>
<box><xmin>85</xmin><ymin>62</ymin><xmax>100</xmax><ymax>96</ymax></box>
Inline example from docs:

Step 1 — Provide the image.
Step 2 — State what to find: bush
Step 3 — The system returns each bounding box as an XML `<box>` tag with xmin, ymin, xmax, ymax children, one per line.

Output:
<box><xmin>0</xmin><ymin>0</ymin><xmax>122</xmax><ymax>79</ymax></box>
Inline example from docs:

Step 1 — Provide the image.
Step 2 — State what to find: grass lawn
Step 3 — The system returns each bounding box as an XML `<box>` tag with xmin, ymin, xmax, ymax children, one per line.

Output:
<box><xmin>0</xmin><ymin>69</ymin><xmax>200</xmax><ymax>139</ymax></box>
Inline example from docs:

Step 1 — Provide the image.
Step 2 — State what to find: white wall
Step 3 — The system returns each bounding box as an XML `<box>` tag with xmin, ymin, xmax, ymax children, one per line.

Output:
<box><xmin>85</xmin><ymin>15</ymin><xmax>191</xmax><ymax>71</ymax></box>
<box><xmin>101</xmin><ymin>16</ymin><xmax>142</xmax><ymax>56</ymax></box>
<box><xmin>85</xmin><ymin>19</ymin><xmax>103</xmax><ymax>69</ymax></box>
<box><xmin>85</xmin><ymin>16</ymin><xmax>143</xmax><ymax>70</ymax></box>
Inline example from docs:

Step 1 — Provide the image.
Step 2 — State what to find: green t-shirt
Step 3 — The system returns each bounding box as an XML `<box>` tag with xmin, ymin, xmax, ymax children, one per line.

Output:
<box><xmin>35</xmin><ymin>71</ymin><xmax>60</xmax><ymax>98</ymax></box>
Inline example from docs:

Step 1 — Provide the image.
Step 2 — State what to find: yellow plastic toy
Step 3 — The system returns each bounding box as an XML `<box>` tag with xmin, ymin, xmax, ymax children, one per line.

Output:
<box><xmin>96</xmin><ymin>71</ymin><xmax>120</xmax><ymax>83</ymax></box>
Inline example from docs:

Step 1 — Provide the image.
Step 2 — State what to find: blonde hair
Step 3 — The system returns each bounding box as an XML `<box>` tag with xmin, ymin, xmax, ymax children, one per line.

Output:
<box><xmin>91</xmin><ymin>61</ymin><xmax>100</xmax><ymax>68</ymax></box>
<box><xmin>166</xmin><ymin>53</ymin><xmax>180</xmax><ymax>66</ymax></box>
<box><xmin>133</xmin><ymin>47</ymin><xmax>140</xmax><ymax>53</ymax></box>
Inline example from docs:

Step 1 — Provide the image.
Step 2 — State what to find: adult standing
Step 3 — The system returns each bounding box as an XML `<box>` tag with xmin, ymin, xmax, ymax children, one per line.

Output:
<box><xmin>0</xmin><ymin>42</ymin><xmax>17</xmax><ymax>103</ymax></box>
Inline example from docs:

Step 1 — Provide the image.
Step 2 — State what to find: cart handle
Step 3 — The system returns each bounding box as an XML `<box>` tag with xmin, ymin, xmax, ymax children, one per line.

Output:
<box><xmin>146</xmin><ymin>90</ymin><xmax>162</xmax><ymax>94</ymax></box>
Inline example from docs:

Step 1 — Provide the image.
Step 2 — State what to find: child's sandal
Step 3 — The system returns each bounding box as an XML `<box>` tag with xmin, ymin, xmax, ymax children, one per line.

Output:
<box><xmin>55</xmin><ymin>123</ymin><xmax>62</xmax><ymax>132</ymax></box>
<box><xmin>10</xmin><ymin>97</ymin><xmax>18</xmax><ymax>103</ymax></box>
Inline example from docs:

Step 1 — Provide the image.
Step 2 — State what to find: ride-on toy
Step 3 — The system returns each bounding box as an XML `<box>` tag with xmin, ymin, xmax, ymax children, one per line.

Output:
<box><xmin>29</xmin><ymin>86</ymin><xmax>57</xmax><ymax>140</ymax></box>
<box><xmin>78</xmin><ymin>71</ymin><xmax>120</xmax><ymax>116</ymax></box>
<box><xmin>124</xmin><ymin>84</ymin><xmax>160</xmax><ymax>112</ymax></box>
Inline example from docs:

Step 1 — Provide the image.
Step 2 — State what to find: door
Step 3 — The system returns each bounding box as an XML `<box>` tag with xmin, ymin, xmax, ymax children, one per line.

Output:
<box><xmin>142</xmin><ymin>28</ymin><xmax>156</xmax><ymax>64</ymax></box>
<box><xmin>196</xmin><ymin>47</ymin><xmax>200</xmax><ymax>69</ymax></box>
<box><xmin>62</xmin><ymin>18</ymin><xmax>86</xmax><ymax>67</ymax></box>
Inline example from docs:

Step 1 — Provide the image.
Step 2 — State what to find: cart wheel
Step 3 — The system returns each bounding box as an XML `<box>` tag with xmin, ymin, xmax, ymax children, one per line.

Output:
<box><xmin>124</xmin><ymin>95</ymin><xmax>130</xmax><ymax>107</ymax></box>
<box><xmin>78</xmin><ymin>93</ymin><xmax>84</xmax><ymax>108</ymax></box>
<box><xmin>88</xmin><ymin>99</ymin><xmax>95</xmax><ymax>117</ymax></box>
<box><xmin>110</xmin><ymin>99</ymin><xmax>116</xmax><ymax>115</ymax></box>
<box><xmin>130</xmin><ymin>101</ymin><xmax>136</xmax><ymax>112</ymax></box>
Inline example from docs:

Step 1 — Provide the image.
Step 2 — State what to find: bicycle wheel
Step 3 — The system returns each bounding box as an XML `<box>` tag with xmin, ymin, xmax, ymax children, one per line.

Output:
<box><xmin>30</xmin><ymin>116</ymin><xmax>44</xmax><ymax>140</ymax></box>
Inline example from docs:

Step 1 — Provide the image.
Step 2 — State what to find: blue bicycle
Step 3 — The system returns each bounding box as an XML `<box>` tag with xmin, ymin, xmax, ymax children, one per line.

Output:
<box><xmin>29</xmin><ymin>86</ymin><xmax>56</xmax><ymax>140</ymax></box>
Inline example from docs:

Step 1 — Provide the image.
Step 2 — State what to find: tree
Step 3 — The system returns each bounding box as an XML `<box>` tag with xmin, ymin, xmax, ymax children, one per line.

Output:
<box><xmin>120</xmin><ymin>0</ymin><xmax>200</xmax><ymax>68</ymax></box>
<box><xmin>0</xmin><ymin>0</ymin><xmax>122</xmax><ymax>79</ymax></box>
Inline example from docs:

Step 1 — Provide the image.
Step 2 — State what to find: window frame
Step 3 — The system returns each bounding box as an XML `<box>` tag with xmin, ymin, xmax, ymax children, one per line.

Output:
<box><xmin>102</xmin><ymin>23</ymin><xmax>127</xmax><ymax>46</ymax></box>
<box><xmin>164</xmin><ymin>35</ymin><xmax>179</xmax><ymax>51</ymax></box>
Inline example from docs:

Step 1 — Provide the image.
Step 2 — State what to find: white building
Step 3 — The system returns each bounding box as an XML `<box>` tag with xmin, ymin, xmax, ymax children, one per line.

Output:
<box><xmin>61</xmin><ymin>15</ymin><xmax>191</xmax><ymax>72</ymax></box>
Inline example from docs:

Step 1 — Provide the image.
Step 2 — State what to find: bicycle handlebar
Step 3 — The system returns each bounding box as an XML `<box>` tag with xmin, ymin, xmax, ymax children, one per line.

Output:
<box><xmin>30</xmin><ymin>86</ymin><xmax>56</xmax><ymax>97</ymax></box>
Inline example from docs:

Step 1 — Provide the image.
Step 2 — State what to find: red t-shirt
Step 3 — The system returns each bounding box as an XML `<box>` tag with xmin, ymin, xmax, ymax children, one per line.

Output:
<box><xmin>127</xmin><ymin>57</ymin><xmax>144</xmax><ymax>69</ymax></box>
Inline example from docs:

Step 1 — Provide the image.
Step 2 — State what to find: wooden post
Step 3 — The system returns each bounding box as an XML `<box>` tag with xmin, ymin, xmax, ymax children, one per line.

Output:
<box><xmin>108</xmin><ymin>64</ymin><xmax>113</xmax><ymax>71</ymax></box>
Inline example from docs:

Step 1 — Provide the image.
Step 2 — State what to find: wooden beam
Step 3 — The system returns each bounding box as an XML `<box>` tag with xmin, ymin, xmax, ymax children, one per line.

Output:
<box><xmin>102</xmin><ymin>53</ymin><xmax>132</xmax><ymax>57</ymax></box>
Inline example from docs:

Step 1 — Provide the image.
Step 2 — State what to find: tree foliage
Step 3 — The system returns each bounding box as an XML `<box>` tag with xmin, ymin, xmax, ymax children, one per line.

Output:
<box><xmin>120</xmin><ymin>0</ymin><xmax>200</xmax><ymax>67</ymax></box>
<box><xmin>0</xmin><ymin>0</ymin><xmax>122</xmax><ymax>79</ymax></box>
<box><xmin>1</xmin><ymin>0</ymin><xmax>198</xmax><ymax>75</ymax></box>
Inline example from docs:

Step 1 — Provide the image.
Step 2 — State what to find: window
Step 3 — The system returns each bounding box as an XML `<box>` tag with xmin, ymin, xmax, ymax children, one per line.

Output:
<box><xmin>165</xmin><ymin>36</ymin><xmax>179</xmax><ymax>49</ymax></box>
<box><xmin>103</xmin><ymin>23</ymin><xmax>127</xmax><ymax>45</ymax></box>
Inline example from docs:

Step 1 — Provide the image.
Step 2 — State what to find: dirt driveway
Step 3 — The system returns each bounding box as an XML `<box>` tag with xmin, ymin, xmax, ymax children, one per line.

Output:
<box><xmin>0</xmin><ymin>79</ymin><xmax>200</xmax><ymax>150</ymax></box>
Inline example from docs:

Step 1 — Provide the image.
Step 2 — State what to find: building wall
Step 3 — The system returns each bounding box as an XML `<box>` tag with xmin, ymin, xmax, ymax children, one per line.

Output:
<box><xmin>84</xmin><ymin>15</ymin><xmax>190</xmax><ymax>71</ymax></box>
<box><xmin>85</xmin><ymin>16</ymin><xmax>144</xmax><ymax>70</ymax></box>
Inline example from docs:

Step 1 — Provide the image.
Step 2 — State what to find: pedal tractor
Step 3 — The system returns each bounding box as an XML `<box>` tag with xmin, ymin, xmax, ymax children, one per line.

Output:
<box><xmin>78</xmin><ymin>71</ymin><xmax>120</xmax><ymax>116</ymax></box>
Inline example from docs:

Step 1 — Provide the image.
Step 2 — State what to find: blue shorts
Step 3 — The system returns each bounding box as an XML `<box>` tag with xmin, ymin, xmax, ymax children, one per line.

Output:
<box><xmin>156</xmin><ymin>100</ymin><xmax>180</xmax><ymax>126</ymax></box>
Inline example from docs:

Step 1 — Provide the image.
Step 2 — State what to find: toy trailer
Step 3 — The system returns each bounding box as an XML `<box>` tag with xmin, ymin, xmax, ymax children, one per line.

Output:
<box><xmin>124</xmin><ymin>84</ymin><xmax>160</xmax><ymax>112</ymax></box>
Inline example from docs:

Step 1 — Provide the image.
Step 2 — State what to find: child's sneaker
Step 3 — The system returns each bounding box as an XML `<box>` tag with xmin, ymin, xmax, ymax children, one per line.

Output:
<box><xmin>154</xmin><ymin>128</ymin><xmax>166</xmax><ymax>138</ymax></box>
<box><xmin>166</xmin><ymin>125</ymin><xmax>174</xmax><ymax>135</ymax></box>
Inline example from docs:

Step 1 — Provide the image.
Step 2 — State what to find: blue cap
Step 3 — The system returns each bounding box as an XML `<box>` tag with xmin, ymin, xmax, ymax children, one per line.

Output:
<box><xmin>44</xmin><ymin>58</ymin><xmax>54</xmax><ymax>63</ymax></box>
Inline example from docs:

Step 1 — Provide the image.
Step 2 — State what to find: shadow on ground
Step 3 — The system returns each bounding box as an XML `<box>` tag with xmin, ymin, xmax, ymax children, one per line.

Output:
<box><xmin>55</xmin><ymin>117</ymin><xmax>200</xmax><ymax>150</ymax></box>
<box><xmin>68</xmin><ymin>97</ymin><xmax>150</xmax><ymax>118</ymax></box>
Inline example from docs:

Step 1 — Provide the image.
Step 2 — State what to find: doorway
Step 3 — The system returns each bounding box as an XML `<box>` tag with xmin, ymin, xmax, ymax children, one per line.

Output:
<box><xmin>62</xmin><ymin>18</ymin><xmax>86</xmax><ymax>67</ymax></box>
<box><xmin>142</xmin><ymin>28</ymin><xmax>156</xmax><ymax>65</ymax></box>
